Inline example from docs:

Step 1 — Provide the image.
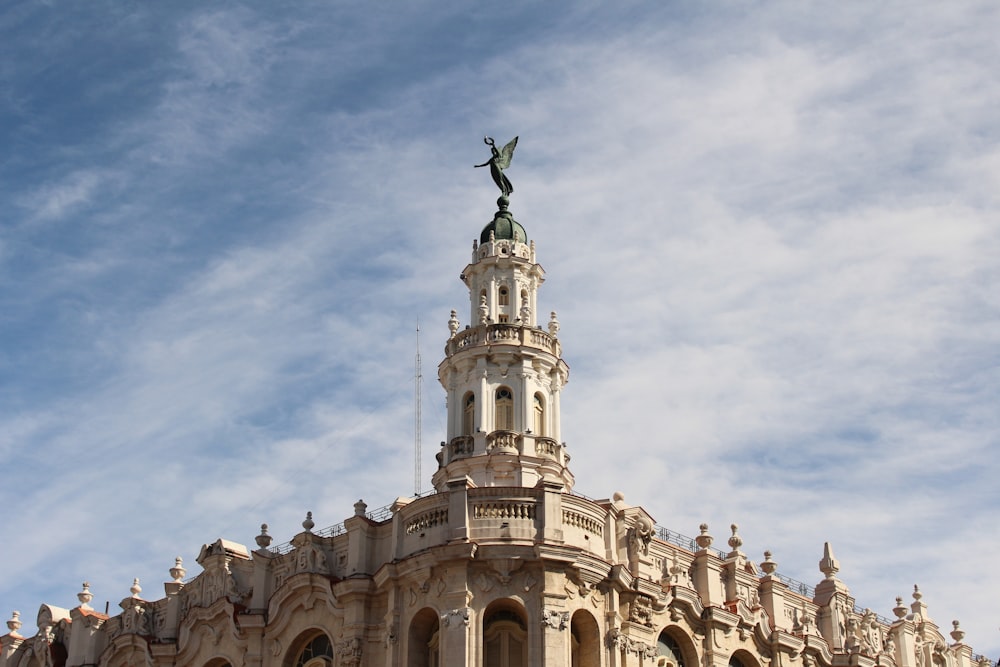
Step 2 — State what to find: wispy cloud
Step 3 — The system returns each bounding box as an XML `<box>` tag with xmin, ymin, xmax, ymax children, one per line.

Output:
<box><xmin>1</xmin><ymin>1</ymin><xmax>997</xmax><ymax>655</ymax></box>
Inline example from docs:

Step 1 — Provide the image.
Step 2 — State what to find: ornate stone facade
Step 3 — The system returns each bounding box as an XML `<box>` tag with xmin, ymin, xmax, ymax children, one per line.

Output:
<box><xmin>0</xmin><ymin>195</ymin><xmax>988</xmax><ymax>667</ymax></box>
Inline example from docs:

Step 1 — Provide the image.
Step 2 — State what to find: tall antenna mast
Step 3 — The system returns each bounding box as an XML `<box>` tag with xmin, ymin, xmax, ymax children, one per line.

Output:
<box><xmin>414</xmin><ymin>321</ymin><xmax>422</xmax><ymax>495</ymax></box>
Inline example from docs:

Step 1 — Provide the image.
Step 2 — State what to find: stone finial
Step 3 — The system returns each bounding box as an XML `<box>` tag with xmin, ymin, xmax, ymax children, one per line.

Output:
<box><xmin>819</xmin><ymin>542</ymin><xmax>840</xmax><ymax>579</ymax></box>
<box><xmin>478</xmin><ymin>295</ymin><xmax>489</xmax><ymax>325</ymax></box>
<box><xmin>695</xmin><ymin>523</ymin><xmax>713</xmax><ymax>550</ymax></box>
<box><xmin>78</xmin><ymin>582</ymin><xmax>94</xmax><ymax>608</ymax></box>
<box><xmin>354</xmin><ymin>499</ymin><xmax>368</xmax><ymax>517</ymax></box>
<box><xmin>130</xmin><ymin>578</ymin><xmax>142</xmax><ymax>598</ymax></box>
<box><xmin>728</xmin><ymin>523</ymin><xmax>744</xmax><ymax>555</ymax></box>
<box><xmin>169</xmin><ymin>556</ymin><xmax>186</xmax><ymax>582</ymax></box>
<box><xmin>255</xmin><ymin>524</ymin><xmax>272</xmax><ymax>549</ymax></box>
<box><xmin>548</xmin><ymin>311</ymin><xmax>560</xmax><ymax>337</ymax></box>
<box><xmin>6</xmin><ymin>610</ymin><xmax>22</xmax><ymax>635</ymax></box>
<box><xmin>912</xmin><ymin>584</ymin><xmax>922</xmax><ymax>601</ymax></box>
<box><xmin>302</xmin><ymin>511</ymin><xmax>315</xmax><ymax>532</ymax></box>
<box><xmin>892</xmin><ymin>596</ymin><xmax>907</xmax><ymax>619</ymax></box>
<box><xmin>761</xmin><ymin>550</ymin><xmax>777</xmax><ymax>576</ymax></box>
<box><xmin>950</xmin><ymin>620</ymin><xmax>965</xmax><ymax>644</ymax></box>
<box><xmin>448</xmin><ymin>310</ymin><xmax>459</xmax><ymax>338</ymax></box>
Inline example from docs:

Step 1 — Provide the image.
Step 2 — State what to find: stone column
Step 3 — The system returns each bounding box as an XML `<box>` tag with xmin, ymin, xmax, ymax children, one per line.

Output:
<box><xmin>540</xmin><ymin>608</ymin><xmax>571</xmax><ymax>665</ymax></box>
<box><xmin>447</xmin><ymin>477</ymin><xmax>471</xmax><ymax>542</ymax></box>
<box><xmin>439</xmin><ymin>607</ymin><xmax>473</xmax><ymax>666</ymax></box>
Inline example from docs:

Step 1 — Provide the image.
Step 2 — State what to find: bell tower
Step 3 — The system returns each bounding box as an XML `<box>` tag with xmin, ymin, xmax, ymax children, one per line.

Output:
<box><xmin>434</xmin><ymin>194</ymin><xmax>572</xmax><ymax>492</ymax></box>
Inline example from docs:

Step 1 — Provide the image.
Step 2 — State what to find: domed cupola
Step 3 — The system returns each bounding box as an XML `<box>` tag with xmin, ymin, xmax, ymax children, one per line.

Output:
<box><xmin>480</xmin><ymin>196</ymin><xmax>527</xmax><ymax>244</ymax></box>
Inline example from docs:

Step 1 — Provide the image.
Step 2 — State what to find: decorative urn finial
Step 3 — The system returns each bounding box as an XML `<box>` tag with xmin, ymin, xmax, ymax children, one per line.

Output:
<box><xmin>256</xmin><ymin>523</ymin><xmax>272</xmax><ymax>549</ymax></box>
<box><xmin>893</xmin><ymin>596</ymin><xmax>907</xmax><ymax>619</ymax></box>
<box><xmin>354</xmin><ymin>499</ymin><xmax>368</xmax><ymax>517</ymax></box>
<box><xmin>728</xmin><ymin>523</ymin><xmax>743</xmax><ymax>555</ymax></box>
<box><xmin>695</xmin><ymin>523</ymin><xmax>713</xmax><ymax>550</ymax></box>
<box><xmin>169</xmin><ymin>557</ymin><xmax>186</xmax><ymax>582</ymax></box>
<box><xmin>78</xmin><ymin>582</ymin><xmax>94</xmax><ymax>608</ymax></box>
<box><xmin>761</xmin><ymin>550</ymin><xmax>778</xmax><ymax>576</ymax></box>
<box><xmin>6</xmin><ymin>610</ymin><xmax>22</xmax><ymax>635</ymax></box>
<box><xmin>548</xmin><ymin>311</ymin><xmax>560</xmax><ymax>337</ymax></box>
<box><xmin>950</xmin><ymin>620</ymin><xmax>965</xmax><ymax>644</ymax></box>
<box><xmin>302</xmin><ymin>511</ymin><xmax>315</xmax><ymax>532</ymax></box>
<box><xmin>130</xmin><ymin>577</ymin><xmax>142</xmax><ymax>598</ymax></box>
<box><xmin>448</xmin><ymin>310</ymin><xmax>459</xmax><ymax>338</ymax></box>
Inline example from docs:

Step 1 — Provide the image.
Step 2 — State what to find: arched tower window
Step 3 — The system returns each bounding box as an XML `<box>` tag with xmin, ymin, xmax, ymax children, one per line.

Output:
<box><xmin>290</xmin><ymin>632</ymin><xmax>333</xmax><ymax>667</ymax></box>
<box><xmin>484</xmin><ymin>601</ymin><xmax>528</xmax><ymax>667</ymax></box>
<box><xmin>495</xmin><ymin>387</ymin><xmax>514</xmax><ymax>431</ymax></box>
<box><xmin>657</xmin><ymin>631</ymin><xmax>686</xmax><ymax>667</ymax></box>
<box><xmin>463</xmin><ymin>392</ymin><xmax>476</xmax><ymax>436</ymax></box>
<box><xmin>408</xmin><ymin>608</ymin><xmax>440</xmax><ymax>667</ymax></box>
<box><xmin>498</xmin><ymin>286</ymin><xmax>510</xmax><ymax>322</ymax></box>
<box><xmin>570</xmin><ymin>610</ymin><xmax>600</xmax><ymax>667</ymax></box>
<box><xmin>532</xmin><ymin>393</ymin><xmax>545</xmax><ymax>436</ymax></box>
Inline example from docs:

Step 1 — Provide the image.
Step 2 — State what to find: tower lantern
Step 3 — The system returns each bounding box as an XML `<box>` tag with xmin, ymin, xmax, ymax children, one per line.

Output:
<box><xmin>434</xmin><ymin>141</ymin><xmax>571</xmax><ymax>492</ymax></box>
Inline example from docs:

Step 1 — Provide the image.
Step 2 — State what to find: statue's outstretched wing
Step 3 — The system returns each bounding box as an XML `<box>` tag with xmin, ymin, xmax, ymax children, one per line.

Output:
<box><xmin>496</xmin><ymin>136</ymin><xmax>518</xmax><ymax>170</ymax></box>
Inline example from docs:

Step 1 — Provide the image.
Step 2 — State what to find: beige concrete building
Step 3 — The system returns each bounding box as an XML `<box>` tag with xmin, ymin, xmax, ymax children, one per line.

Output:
<box><xmin>0</xmin><ymin>195</ymin><xmax>989</xmax><ymax>667</ymax></box>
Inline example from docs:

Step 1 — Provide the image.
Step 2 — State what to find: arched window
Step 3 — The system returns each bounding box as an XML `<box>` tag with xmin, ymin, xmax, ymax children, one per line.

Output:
<box><xmin>484</xmin><ymin>602</ymin><xmax>527</xmax><ymax>667</ymax></box>
<box><xmin>463</xmin><ymin>393</ymin><xmax>476</xmax><ymax>436</ymax></box>
<box><xmin>657</xmin><ymin>631</ymin><xmax>686</xmax><ymax>667</ymax></box>
<box><xmin>409</xmin><ymin>608</ymin><xmax>440</xmax><ymax>667</ymax></box>
<box><xmin>292</xmin><ymin>633</ymin><xmax>333</xmax><ymax>667</ymax></box>
<box><xmin>495</xmin><ymin>388</ymin><xmax>514</xmax><ymax>431</ymax></box>
<box><xmin>532</xmin><ymin>394</ymin><xmax>545</xmax><ymax>436</ymax></box>
<box><xmin>570</xmin><ymin>610</ymin><xmax>600</xmax><ymax>667</ymax></box>
<box><xmin>498</xmin><ymin>286</ymin><xmax>510</xmax><ymax>306</ymax></box>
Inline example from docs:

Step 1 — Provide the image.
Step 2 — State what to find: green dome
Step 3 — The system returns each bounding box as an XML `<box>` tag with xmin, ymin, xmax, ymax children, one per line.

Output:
<box><xmin>480</xmin><ymin>197</ymin><xmax>527</xmax><ymax>244</ymax></box>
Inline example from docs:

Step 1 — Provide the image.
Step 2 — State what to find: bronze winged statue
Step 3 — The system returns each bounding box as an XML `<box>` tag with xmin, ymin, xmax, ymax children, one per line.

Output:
<box><xmin>474</xmin><ymin>136</ymin><xmax>518</xmax><ymax>197</ymax></box>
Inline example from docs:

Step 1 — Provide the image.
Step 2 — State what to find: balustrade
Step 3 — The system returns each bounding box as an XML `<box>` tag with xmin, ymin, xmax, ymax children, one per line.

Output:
<box><xmin>449</xmin><ymin>435</ymin><xmax>474</xmax><ymax>458</ymax></box>
<box><xmin>445</xmin><ymin>323</ymin><xmax>560</xmax><ymax>357</ymax></box>
<box><xmin>486</xmin><ymin>429</ymin><xmax>521</xmax><ymax>453</ymax></box>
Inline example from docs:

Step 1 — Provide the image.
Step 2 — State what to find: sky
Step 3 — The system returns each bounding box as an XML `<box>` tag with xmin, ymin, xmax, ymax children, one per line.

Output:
<box><xmin>1</xmin><ymin>0</ymin><xmax>998</xmax><ymax>657</ymax></box>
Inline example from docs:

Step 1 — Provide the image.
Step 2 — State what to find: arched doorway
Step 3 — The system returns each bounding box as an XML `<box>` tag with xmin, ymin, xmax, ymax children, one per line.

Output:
<box><xmin>483</xmin><ymin>600</ymin><xmax>528</xmax><ymax>667</ymax></box>
<box><xmin>409</xmin><ymin>607</ymin><xmax>441</xmax><ymax>667</ymax></box>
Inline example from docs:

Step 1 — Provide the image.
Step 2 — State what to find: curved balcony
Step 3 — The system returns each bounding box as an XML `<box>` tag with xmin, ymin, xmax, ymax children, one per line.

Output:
<box><xmin>448</xmin><ymin>435</ymin><xmax>475</xmax><ymax>459</ymax></box>
<box><xmin>445</xmin><ymin>323</ymin><xmax>561</xmax><ymax>358</ymax></box>
<box><xmin>486</xmin><ymin>429</ymin><xmax>521</xmax><ymax>454</ymax></box>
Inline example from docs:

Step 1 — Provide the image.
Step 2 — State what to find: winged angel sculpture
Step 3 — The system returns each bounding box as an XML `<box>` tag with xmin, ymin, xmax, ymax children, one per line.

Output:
<box><xmin>475</xmin><ymin>136</ymin><xmax>518</xmax><ymax>197</ymax></box>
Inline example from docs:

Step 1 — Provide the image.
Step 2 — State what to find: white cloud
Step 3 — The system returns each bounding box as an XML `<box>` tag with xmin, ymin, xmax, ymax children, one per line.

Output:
<box><xmin>1</xmin><ymin>1</ymin><xmax>998</xmax><ymax>657</ymax></box>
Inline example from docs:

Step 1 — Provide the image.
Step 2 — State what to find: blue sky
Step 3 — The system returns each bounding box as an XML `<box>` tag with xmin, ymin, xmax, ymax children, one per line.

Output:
<box><xmin>2</xmin><ymin>0</ymin><xmax>998</xmax><ymax>656</ymax></box>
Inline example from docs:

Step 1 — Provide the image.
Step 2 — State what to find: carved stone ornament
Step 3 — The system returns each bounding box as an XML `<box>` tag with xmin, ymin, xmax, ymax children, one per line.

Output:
<box><xmin>441</xmin><ymin>607</ymin><xmax>471</xmax><ymax>628</ymax></box>
<box><xmin>628</xmin><ymin>517</ymin><xmax>654</xmax><ymax>557</ymax></box>
<box><xmin>629</xmin><ymin>595</ymin><xmax>654</xmax><ymax>627</ymax></box>
<box><xmin>607</xmin><ymin>629</ymin><xmax>658</xmax><ymax>658</ymax></box>
<box><xmin>541</xmin><ymin>609</ymin><xmax>569</xmax><ymax>630</ymax></box>
<box><xmin>337</xmin><ymin>637</ymin><xmax>363</xmax><ymax>667</ymax></box>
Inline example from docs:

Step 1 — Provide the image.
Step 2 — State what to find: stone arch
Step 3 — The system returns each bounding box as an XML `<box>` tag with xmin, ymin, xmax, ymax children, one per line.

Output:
<box><xmin>203</xmin><ymin>659</ymin><xmax>234</xmax><ymax>667</ymax></box>
<box><xmin>532</xmin><ymin>393</ymin><xmax>546</xmax><ymax>436</ymax></box>
<box><xmin>495</xmin><ymin>386</ymin><xmax>514</xmax><ymax>431</ymax></box>
<box><xmin>655</xmin><ymin>625</ymin><xmax>699</xmax><ymax>667</ymax></box>
<box><xmin>729</xmin><ymin>648</ymin><xmax>762</xmax><ymax>667</ymax></box>
<box><xmin>570</xmin><ymin>609</ymin><xmax>600</xmax><ymax>667</ymax></box>
<box><xmin>463</xmin><ymin>391</ymin><xmax>476</xmax><ymax>436</ymax></box>
<box><xmin>407</xmin><ymin>607</ymin><xmax>441</xmax><ymax>667</ymax></box>
<box><xmin>482</xmin><ymin>598</ymin><xmax>529</xmax><ymax>667</ymax></box>
<box><xmin>284</xmin><ymin>629</ymin><xmax>334</xmax><ymax>667</ymax></box>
